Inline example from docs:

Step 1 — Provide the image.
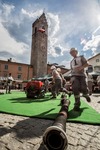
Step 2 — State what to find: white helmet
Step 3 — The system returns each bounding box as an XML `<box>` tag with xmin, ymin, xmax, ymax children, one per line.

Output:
<box><xmin>57</xmin><ymin>68</ymin><xmax>61</xmax><ymax>72</ymax></box>
<box><xmin>50</xmin><ymin>65</ymin><xmax>56</xmax><ymax>70</ymax></box>
<box><xmin>70</xmin><ymin>47</ymin><xmax>78</xmax><ymax>53</ymax></box>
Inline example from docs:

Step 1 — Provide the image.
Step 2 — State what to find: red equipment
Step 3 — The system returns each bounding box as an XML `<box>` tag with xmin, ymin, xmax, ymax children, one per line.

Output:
<box><xmin>26</xmin><ymin>80</ymin><xmax>45</xmax><ymax>98</ymax></box>
<box><xmin>38</xmin><ymin>28</ymin><xmax>45</xmax><ymax>33</ymax></box>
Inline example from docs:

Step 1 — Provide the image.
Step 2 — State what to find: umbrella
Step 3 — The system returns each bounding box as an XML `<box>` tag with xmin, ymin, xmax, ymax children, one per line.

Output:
<box><xmin>31</xmin><ymin>75</ymin><xmax>52</xmax><ymax>81</ymax></box>
<box><xmin>89</xmin><ymin>71</ymin><xmax>100</xmax><ymax>76</ymax></box>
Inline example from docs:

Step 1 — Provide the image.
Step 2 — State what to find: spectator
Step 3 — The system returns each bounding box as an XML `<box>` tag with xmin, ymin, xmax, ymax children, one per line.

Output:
<box><xmin>86</xmin><ymin>71</ymin><xmax>93</xmax><ymax>95</ymax></box>
<box><xmin>6</xmin><ymin>73</ymin><xmax>14</xmax><ymax>94</ymax></box>
<box><xmin>97</xmin><ymin>75</ymin><xmax>100</xmax><ymax>90</ymax></box>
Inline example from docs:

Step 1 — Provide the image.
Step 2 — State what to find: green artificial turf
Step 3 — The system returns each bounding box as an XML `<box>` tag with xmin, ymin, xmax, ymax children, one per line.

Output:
<box><xmin>0</xmin><ymin>91</ymin><xmax>100</xmax><ymax>125</ymax></box>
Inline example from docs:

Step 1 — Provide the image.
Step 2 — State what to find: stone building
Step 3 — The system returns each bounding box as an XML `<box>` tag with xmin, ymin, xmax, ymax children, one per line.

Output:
<box><xmin>87</xmin><ymin>53</ymin><xmax>100</xmax><ymax>72</ymax></box>
<box><xmin>30</xmin><ymin>13</ymin><xmax>48</xmax><ymax>77</ymax></box>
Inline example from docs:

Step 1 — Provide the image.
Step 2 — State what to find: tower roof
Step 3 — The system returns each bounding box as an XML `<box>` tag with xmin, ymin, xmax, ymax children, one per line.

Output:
<box><xmin>32</xmin><ymin>12</ymin><xmax>47</xmax><ymax>27</ymax></box>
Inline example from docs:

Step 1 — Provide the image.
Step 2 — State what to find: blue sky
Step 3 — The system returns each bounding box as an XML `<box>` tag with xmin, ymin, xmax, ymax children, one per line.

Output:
<box><xmin>0</xmin><ymin>0</ymin><xmax>100</xmax><ymax>68</ymax></box>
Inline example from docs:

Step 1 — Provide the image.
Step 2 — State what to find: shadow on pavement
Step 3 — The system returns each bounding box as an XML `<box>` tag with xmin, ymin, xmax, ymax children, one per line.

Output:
<box><xmin>0</xmin><ymin>117</ymin><xmax>53</xmax><ymax>139</ymax></box>
<box><xmin>68</xmin><ymin>107</ymin><xmax>88</xmax><ymax>119</ymax></box>
<box><xmin>92</xmin><ymin>94</ymin><xmax>100</xmax><ymax>97</ymax></box>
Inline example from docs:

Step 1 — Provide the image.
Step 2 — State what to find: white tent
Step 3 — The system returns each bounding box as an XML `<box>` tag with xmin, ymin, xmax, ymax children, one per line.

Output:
<box><xmin>63</xmin><ymin>70</ymin><xmax>71</xmax><ymax>77</ymax></box>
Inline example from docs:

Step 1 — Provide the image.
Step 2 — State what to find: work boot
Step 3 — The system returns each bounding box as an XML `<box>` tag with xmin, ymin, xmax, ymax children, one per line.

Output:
<box><xmin>74</xmin><ymin>97</ymin><xmax>81</xmax><ymax>111</ymax></box>
<box><xmin>68</xmin><ymin>91</ymin><xmax>72</xmax><ymax>97</ymax></box>
<box><xmin>73</xmin><ymin>106</ymin><xmax>80</xmax><ymax>111</ymax></box>
<box><xmin>84</xmin><ymin>95</ymin><xmax>91</xmax><ymax>102</ymax></box>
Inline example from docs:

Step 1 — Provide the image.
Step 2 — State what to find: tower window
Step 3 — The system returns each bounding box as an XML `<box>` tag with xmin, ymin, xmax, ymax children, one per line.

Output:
<box><xmin>42</xmin><ymin>26</ymin><xmax>45</xmax><ymax>29</ymax></box>
<box><xmin>35</xmin><ymin>27</ymin><xmax>37</xmax><ymax>33</ymax></box>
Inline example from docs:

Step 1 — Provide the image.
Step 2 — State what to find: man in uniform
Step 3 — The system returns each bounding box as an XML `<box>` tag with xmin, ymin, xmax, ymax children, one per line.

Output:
<box><xmin>69</xmin><ymin>48</ymin><xmax>91</xmax><ymax>111</ymax></box>
<box><xmin>50</xmin><ymin>65</ymin><xmax>62</xmax><ymax>98</ymax></box>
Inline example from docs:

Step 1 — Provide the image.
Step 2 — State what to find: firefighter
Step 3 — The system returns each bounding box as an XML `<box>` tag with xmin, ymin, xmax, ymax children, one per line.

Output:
<box><xmin>69</xmin><ymin>48</ymin><xmax>91</xmax><ymax>111</ymax></box>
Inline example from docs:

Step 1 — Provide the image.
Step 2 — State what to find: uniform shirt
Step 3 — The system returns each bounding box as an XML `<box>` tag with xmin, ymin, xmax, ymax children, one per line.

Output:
<box><xmin>70</xmin><ymin>55</ymin><xmax>87</xmax><ymax>76</ymax></box>
<box><xmin>52</xmin><ymin>69</ymin><xmax>62</xmax><ymax>81</ymax></box>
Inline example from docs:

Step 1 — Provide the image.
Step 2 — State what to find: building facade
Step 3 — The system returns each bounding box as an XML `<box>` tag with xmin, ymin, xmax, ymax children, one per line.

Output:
<box><xmin>87</xmin><ymin>53</ymin><xmax>100</xmax><ymax>72</ymax></box>
<box><xmin>0</xmin><ymin>59</ymin><xmax>33</xmax><ymax>89</ymax></box>
<box><xmin>31</xmin><ymin>13</ymin><xmax>48</xmax><ymax>77</ymax></box>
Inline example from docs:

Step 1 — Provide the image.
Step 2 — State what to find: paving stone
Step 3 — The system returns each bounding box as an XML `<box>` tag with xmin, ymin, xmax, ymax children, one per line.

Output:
<box><xmin>78</xmin><ymin>139</ymin><xmax>88</xmax><ymax>147</ymax></box>
<box><xmin>0</xmin><ymin>142</ymin><xmax>8</xmax><ymax>150</ymax></box>
<box><xmin>82</xmin><ymin>133</ymin><xmax>93</xmax><ymax>141</ymax></box>
<box><xmin>68</xmin><ymin>136</ymin><xmax>79</xmax><ymax>146</ymax></box>
<box><xmin>32</xmin><ymin>143</ymin><xmax>41</xmax><ymax>150</ymax></box>
<box><xmin>27</xmin><ymin>137</ymin><xmax>41</xmax><ymax>145</ymax></box>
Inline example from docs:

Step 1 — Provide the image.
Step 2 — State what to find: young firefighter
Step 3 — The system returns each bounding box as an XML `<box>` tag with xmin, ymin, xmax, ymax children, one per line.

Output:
<box><xmin>69</xmin><ymin>48</ymin><xmax>91</xmax><ymax>111</ymax></box>
<box><xmin>50</xmin><ymin>65</ymin><xmax>62</xmax><ymax>98</ymax></box>
<box><xmin>56</xmin><ymin>68</ymin><xmax>72</xmax><ymax>97</ymax></box>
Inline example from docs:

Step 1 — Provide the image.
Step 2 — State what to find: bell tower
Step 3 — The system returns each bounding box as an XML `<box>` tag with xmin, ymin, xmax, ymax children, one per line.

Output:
<box><xmin>30</xmin><ymin>13</ymin><xmax>48</xmax><ymax>77</ymax></box>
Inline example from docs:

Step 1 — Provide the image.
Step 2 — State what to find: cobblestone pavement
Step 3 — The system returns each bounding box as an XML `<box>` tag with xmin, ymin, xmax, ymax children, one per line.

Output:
<box><xmin>0</xmin><ymin>92</ymin><xmax>100</xmax><ymax>150</ymax></box>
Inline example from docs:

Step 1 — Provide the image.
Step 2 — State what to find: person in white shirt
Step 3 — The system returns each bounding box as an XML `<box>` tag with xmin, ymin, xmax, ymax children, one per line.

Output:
<box><xmin>97</xmin><ymin>75</ymin><xmax>100</xmax><ymax>90</ymax></box>
<box><xmin>86</xmin><ymin>71</ymin><xmax>93</xmax><ymax>95</ymax></box>
<box><xmin>6</xmin><ymin>73</ymin><xmax>14</xmax><ymax>94</ymax></box>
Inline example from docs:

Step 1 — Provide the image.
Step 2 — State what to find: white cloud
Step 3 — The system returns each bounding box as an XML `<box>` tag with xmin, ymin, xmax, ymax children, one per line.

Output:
<box><xmin>0</xmin><ymin>22</ymin><xmax>29</xmax><ymax>55</ymax></box>
<box><xmin>83</xmin><ymin>35</ymin><xmax>100</xmax><ymax>54</ymax></box>
<box><xmin>93</xmin><ymin>26</ymin><xmax>100</xmax><ymax>35</ymax></box>
<box><xmin>46</xmin><ymin>13</ymin><xmax>60</xmax><ymax>56</ymax></box>
<box><xmin>81</xmin><ymin>38</ymin><xmax>87</xmax><ymax>45</ymax></box>
<box><xmin>60</xmin><ymin>60</ymin><xmax>70</xmax><ymax>69</ymax></box>
<box><xmin>2</xmin><ymin>3</ymin><xmax>15</xmax><ymax>17</ymax></box>
<box><xmin>0</xmin><ymin>0</ymin><xmax>100</xmax><ymax>67</ymax></box>
<box><xmin>47</xmin><ymin>13</ymin><xmax>60</xmax><ymax>37</ymax></box>
<box><xmin>21</xmin><ymin>8</ymin><xmax>43</xmax><ymax>19</ymax></box>
<box><xmin>82</xmin><ymin>26</ymin><xmax>100</xmax><ymax>55</ymax></box>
